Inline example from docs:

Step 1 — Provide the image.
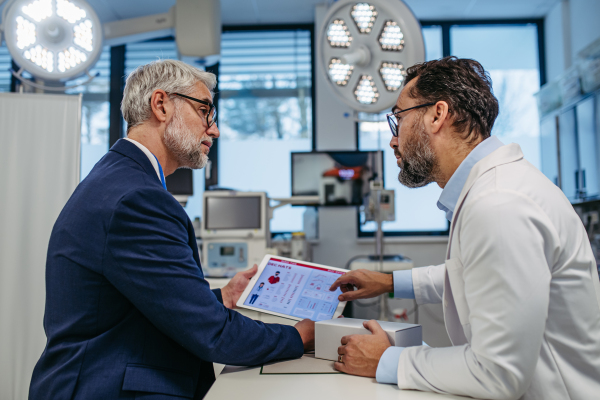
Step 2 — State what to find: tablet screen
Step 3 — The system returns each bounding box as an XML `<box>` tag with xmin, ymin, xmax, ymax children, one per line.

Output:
<box><xmin>243</xmin><ymin>257</ymin><xmax>345</xmax><ymax>321</ymax></box>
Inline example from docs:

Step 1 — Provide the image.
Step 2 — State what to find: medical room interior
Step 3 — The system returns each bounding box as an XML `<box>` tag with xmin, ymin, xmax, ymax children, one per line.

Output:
<box><xmin>1</xmin><ymin>0</ymin><xmax>600</xmax><ymax>399</ymax></box>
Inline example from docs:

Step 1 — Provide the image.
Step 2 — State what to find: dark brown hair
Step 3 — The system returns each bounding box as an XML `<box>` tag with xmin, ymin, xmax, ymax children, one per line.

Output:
<box><xmin>405</xmin><ymin>56</ymin><xmax>499</xmax><ymax>143</ymax></box>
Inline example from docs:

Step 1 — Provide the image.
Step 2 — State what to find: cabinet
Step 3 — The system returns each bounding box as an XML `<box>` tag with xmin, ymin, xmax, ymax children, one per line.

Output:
<box><xmin>539</xmin><ymin>91</ymin><xmax>600</xmax><ymax>202</ymax></box>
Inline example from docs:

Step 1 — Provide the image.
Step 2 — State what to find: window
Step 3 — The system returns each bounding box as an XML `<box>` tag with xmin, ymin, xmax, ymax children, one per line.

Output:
<box><xmin>67</xmin><ymin>47</ymin><xmax>111</xmax><ymax>180</ymax></box>
<box><xmin>358</xmin><ymin>25</ymin><xmax>447</xmax><ymax>234</ymax></box>
<box><xmin>0</xmin><ymin>46</ymin><xmax>11</xmax><ymax>92</ymax></box>
<box><xmin>124</xmin><ymin>39</ymin><xmax>206</xmax><ymax>223</ymax></box>
<box><xmin>451</xmin><ymin>24</ymin><xmax>541</xmax><ymax>168</ymax></box>
<box><xmin>358</xmin><ymin>22</ymin><xmax>543</xmax><ymax>235</ymax></box>
<box><xmin>218</xmin><ymin>29</ymin><xmax>313</xmax><ymax>233</ymax></box>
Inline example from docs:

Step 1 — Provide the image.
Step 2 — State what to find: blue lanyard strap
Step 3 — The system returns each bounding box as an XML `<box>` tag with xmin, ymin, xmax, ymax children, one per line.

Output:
<box><xmin>152</xmin><ymin>154</ymin><xmax>167</xmax><ymax>190</ymax></box>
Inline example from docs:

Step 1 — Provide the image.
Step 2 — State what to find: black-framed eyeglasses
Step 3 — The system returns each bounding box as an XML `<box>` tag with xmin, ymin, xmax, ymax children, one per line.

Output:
<box><xmin>173</xmin><ymin>92</ymin><xmax>217</xmax><ymax>128</ymax></box>
<box><xmin>386</xmin><ymin>103</ymin><xmax>436</xmax><ymax>137</ymax></box>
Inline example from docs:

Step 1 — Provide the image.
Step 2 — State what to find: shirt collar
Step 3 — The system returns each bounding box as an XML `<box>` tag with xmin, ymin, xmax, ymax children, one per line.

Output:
<box><xmin>437</xmin><ymin>136</ymin><xmax>504</xmax><ymax>221</ymax></box>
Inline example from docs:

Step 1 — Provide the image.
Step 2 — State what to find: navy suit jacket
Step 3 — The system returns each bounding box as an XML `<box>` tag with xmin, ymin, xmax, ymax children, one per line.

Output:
<box><xmin>29</xmin><ymin>139</ymin><xmax>303</xmax><ymax>399</ymax></box>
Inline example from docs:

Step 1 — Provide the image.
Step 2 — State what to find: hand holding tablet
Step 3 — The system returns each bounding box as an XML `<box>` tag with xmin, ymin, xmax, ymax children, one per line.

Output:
<box><xmin>236</xmin><ymin>255</ymin><xmax>348</xmax><ymax>322</ymax></box>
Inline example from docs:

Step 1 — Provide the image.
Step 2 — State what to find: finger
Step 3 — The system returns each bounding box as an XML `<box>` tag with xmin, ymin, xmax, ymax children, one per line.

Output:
<box><xmin>329</xmin><ymin>273</ymin><xmax>357</xmax><ymax>291</ymax></box>
<box><xmin>334</xmin><ymin>362</ymin><xmax>348</xmax><ymax>373</ymax></box>
<box><xmin>338</xmin><ymin>288</ymin><xmax>369</xmax><ymax>302</ymax></box>
<box><xmin>363</xmin><ymin>319</ymin><xmax>386</xmax><ymax>335</ymax></box>
<box><xmin>339</xmin><ymin>284</ymin><xmax>354</xmax><ymax>294</ymax></box>
<box><xmin>340</xmin><ymin>335</ymin><xmax>351</xmax><ymax>345</ymax></box>
<box><xmin>242</xmin><ymin>264</ymin><xmax>258</xmax><ymax>278</ymax></box>
<box><xmin>337</xmin><ymin>345</ymin><xmax>347</xmax><ymax>355</ymax></box>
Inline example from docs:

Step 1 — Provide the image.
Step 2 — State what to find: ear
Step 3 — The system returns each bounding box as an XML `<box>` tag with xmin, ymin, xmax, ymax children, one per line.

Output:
<box><xmin>429</xmin><ymin>101</ymin><xmax>450</xmax><ymax>135</ymax></box>
<box><xmin>149</xmin><ymin>89</ymin><xmax>173</xmax><ymax>124</ymax></box>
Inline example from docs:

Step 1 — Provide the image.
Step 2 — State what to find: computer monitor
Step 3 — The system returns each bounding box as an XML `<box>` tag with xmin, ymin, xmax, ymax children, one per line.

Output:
<box><xmin>201</xmin><ymin>191</ymin><xmax>267</xmax><ymax>238</ymax></box>
<box><xmin>166</xmin><ymin>169</ymin><xmax>193</xmax><ymax>196</ymax></box>
<box><xmin>291</xmin><ymin>151</ymin><xmax>384</xmax><ymax>206</ymax></box>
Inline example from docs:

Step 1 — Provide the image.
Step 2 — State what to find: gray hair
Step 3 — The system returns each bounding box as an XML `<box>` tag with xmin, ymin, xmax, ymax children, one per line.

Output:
<box><xmin>121</xmin><ymin>59</ymin><xmax>217</xmax><ymax>132</ymax></box>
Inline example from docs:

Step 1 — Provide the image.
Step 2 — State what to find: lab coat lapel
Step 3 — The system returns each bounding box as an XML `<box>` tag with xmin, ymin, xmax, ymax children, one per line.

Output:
<box><xmin>442</xmin><ymin>143</ymin><xmax>524</xmax><ymax>345</ymax></box>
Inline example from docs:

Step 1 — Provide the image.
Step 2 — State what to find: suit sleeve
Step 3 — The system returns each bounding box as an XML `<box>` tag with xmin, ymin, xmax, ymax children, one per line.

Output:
<box><xmin>411</xmin><ymin>264</ymin><xmax>445</xmax><ymax>304</ymax></box>
<box><xmin>396</xmin><ymin>190</ymin><xmax>555</xmax><ymax>399</ymax></box>
<box><xmin>103</xmin><ymin>187</ymin><xmax>304</xmax><ymax>365</ymax></box>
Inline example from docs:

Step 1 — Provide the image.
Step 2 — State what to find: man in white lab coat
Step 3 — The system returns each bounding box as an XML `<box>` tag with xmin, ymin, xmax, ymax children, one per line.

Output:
<box><xmin>329</xmin><ymin>56</ymin><xmax>600</xmax><ymax>399</ymax></box>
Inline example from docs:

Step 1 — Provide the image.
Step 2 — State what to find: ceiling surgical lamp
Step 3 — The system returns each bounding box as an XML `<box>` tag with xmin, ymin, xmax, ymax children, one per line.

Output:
<box><xmin>318</xmin><ymin>0</ymin><xmax>424</xmax><ymax>113</ymax></box>
<box><xmin>1</xmin><ymin>0</ymin><xmax>103</xmax><ymax>89</ymax></box>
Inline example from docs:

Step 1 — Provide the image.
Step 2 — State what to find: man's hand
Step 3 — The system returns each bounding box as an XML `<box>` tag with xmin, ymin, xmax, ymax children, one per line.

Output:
<box><xmin>221</xmin><ymin>264</ymin><xmax>258</xmax><ymax>309</ymax></box>
<box><xmin>329</xmin><ymin>269</ymin><xmax>393</xmax><ymax>301</ymax></box>
<box><xmin>294</xmin><ymin>319</ymin><xmax>315</xmax><ymax>352</ymax></box>
<box><xmin>334</xmin><ymin>320</ymin><xmax>391</xmax><ymax>377</ymax></box>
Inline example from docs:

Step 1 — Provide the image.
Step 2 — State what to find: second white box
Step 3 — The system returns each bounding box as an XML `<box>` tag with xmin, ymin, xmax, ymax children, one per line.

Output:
<box><xmin>315</xmin><ymin>318</ymin><xmax>422</xmax><ymax>361</ymax></box>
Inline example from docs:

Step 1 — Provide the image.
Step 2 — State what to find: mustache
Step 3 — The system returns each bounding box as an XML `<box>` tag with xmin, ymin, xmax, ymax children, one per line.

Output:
<box><xmin>394</xmin><ymin>148</ymin><xmax>401</xmax><ymax>158</ymax></box>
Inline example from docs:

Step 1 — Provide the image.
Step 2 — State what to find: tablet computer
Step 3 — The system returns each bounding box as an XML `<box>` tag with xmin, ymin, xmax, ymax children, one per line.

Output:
<box><xmin>236</xmin><ymin>255</ymin><xmax>348</xmax><ymax>322</ymax></box>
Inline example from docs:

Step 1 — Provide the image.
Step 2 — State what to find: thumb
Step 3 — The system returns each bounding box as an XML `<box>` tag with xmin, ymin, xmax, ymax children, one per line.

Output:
<box><xmin>242</xmin><ymin>264</ymin><xmax>258</xmax><ymax>278</ymax></box>
<box><xmin>363</xmin><ymin>319</ymin><xmax>385</xmax><ymax>336</ymax></box>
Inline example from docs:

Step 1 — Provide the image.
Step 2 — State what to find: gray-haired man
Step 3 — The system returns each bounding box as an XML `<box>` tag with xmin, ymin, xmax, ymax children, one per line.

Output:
<box><xmin>29</xmin><ymin>59</ymin><xmax>314</xmax><ymax>400</ymax></box>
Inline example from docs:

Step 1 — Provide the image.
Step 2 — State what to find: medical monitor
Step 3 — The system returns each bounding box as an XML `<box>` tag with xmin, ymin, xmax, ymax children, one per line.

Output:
<box><xmin>201</xmin><ymin>191</ymin><xmax>267</xmax><ymax>238</ymax></box>
<box><xmin>166</xmin><ymin>169</ymin><xmax>193</xmax><ymax>196</ymax></box>
<box><xmin>291</xmin><ymin>151</ymin><xmax>384</xmax><ymax>206</ymax></box>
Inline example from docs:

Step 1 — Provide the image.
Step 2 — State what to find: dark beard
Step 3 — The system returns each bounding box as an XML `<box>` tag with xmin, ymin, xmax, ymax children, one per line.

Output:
<box><xmin>396</xmin><ymin>117</ymin><xmax>437</xmax><ymax>188</ymax></box>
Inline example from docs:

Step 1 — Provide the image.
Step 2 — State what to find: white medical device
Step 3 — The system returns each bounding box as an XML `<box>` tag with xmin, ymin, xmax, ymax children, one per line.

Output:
<box><xmin>200</xmin><ymin>191</ymin><xmax>270</xmax><ymax>278</ymax></box>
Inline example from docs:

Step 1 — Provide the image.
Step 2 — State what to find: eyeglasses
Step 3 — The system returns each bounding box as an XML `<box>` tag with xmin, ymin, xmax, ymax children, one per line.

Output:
<box><xmin>386</xmin><ymin>102</ymin><xmax>436</xmax><ymax>137</ymax></box>
<box><xmin>173</xmin><ymin>92</ymin><xmax>217</xmax><ymax>128</ymax></box>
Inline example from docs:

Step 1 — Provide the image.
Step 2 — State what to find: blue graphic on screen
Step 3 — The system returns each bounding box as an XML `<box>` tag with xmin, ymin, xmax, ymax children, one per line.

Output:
<box><xmin>244</xmin><ymin>258</ymin><xmax>344</xmax><ymax>321</ymax></box>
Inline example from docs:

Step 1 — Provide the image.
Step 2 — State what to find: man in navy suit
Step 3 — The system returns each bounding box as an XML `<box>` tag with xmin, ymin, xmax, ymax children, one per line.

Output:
<box><xmin>29</xmin><ymin>59</ymin><xmax>314</xmax><ymax>400</ymax></box>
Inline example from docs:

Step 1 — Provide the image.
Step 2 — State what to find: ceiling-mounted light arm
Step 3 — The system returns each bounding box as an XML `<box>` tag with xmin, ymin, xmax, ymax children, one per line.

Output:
<box><xmin>102</xmin><ymin>8</ymin><xmax>175</xmax><ymax>47</ymax></box>
<box><xmin>10</xmin><ymin>66</ymin><xmax>99</xmax><ymax>91</ymax></box>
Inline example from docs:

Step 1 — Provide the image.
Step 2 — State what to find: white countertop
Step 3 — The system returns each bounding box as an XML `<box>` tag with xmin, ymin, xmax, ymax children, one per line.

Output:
<box><xmin>206</xmin><ymin>363</ymin><xmax>468</xmax><ymax>400</ymax></box>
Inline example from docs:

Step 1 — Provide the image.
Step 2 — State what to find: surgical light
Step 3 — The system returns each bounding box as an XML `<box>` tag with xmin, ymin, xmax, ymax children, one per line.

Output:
<box><xmin>327</xmin><ymin>19</ymin><xmax>352</xmax><ymax>48</ymax></box>
<box><xmin>22</xmin><ymin>0</ymin><xmax>52</xmax><ymax>22</ymax></box>
<box><xmin>328</xmin><ymin>58</ymin><xmax>353</xmax><ymax>86</ymax></box>
<box><xmin>2</xmin><ymin>0</ymin><xmax>103</xmax><ymax>82</ymax></box>
<box><xmin>379</xmin><ymin>21</ymin><xmax>404</xmax><ymax>51</ymax></box>
<box><xmin>317</xmin><ymin>0</ymin><xmax>424</xmax><ymax>112</ymax></box>
<box><xmin>355</xmin><ymin>75</ymin><xmax>379</xmax><ymax>104</ymax></box>
<box><xmin>379</xmin><ymin>62</ymin><xmax>405</xmax><ymax>91</ymax></box>
<box><xmin>351</xmin><ymin>3</ymin><xmax>377</xmax><ymax>34</ymax></box>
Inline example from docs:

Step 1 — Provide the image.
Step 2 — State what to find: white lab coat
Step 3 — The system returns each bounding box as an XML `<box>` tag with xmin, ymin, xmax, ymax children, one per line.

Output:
<box><xmin>398</xmin><ymin>144</ymin><xmax>600</xmax><ymax>399</ymax></box>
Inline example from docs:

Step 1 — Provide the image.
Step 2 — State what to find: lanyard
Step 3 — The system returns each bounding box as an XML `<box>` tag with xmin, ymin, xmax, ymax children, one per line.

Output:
<box><xmin>152</xmin><ymin>154</ymin><xmax>167</xmax><ymax>190</ymax></box>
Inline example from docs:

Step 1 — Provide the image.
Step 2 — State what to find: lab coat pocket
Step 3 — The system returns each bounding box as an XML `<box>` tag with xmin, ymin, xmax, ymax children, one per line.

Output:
<box><xmin>445</xmin><ymin>257</ymin><xmax>472</xmax><ymax>341</ymax></box>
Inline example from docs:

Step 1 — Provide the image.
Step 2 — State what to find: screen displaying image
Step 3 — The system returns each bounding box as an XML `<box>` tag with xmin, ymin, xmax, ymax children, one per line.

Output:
<box><xmin>291</xmin><ymin>151</ymin><xmax>383</xmax><ymax>206</ymax></box>
<box><xmin>244</xmin><ymin>258</ymin><xmax>345</xmax><ymax>321</ymax></box>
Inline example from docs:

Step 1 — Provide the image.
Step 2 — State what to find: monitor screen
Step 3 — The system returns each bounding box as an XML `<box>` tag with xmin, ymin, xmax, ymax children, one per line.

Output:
<box><xmin>291</xmin><ymin>151</ymin><xmax>383</xmax><ymax>206</ymax></box>
<box><xmin>166</xmin><ymin>169</ymin><xmax>193</xmax><ymax>195</ymax></box>
<box><xmin>205</xmin><ymin>196</ymin><xmax>262</xmax><ymax>230</ymax></box>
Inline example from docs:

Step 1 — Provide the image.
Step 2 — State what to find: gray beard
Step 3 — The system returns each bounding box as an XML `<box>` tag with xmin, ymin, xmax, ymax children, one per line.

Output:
<box><xmin>396</xmin><ymin>117</ymin><xmax>438</xmax><ymax>188</ymax></box>
<box><xmin>163</xmin><ymin>102</ymin><xmax>209</xmax><ymax>170</ymax></box>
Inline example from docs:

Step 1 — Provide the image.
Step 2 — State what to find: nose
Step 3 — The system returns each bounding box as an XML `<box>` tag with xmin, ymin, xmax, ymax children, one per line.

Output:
<box><xmin>390</xmin><ymin>135</ymin><xmax>398</xmax><ymax>149</ymax></box>
<box><xmin>207</xmin><ymin>122</ymin><xmax>220</xmax><ymax>139</ymax></box>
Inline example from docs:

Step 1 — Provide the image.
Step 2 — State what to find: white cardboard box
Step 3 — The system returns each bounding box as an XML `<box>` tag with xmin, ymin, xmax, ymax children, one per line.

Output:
<box><xmin>315</xmin><ymin>318</ymin><xmax>422</xmax><ymax>361</ymax></box>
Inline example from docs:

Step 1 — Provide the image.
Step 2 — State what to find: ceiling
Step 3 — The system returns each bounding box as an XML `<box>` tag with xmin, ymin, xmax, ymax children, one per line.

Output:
<box><xmin>61</xmin><ymin>0</ymin><xmax>563</xmax><ymax>25</ymax></box>
<box><xmin>0</xmin><ymin>0</ymin><xmax>562</xmax><ymax>27</ymax></box>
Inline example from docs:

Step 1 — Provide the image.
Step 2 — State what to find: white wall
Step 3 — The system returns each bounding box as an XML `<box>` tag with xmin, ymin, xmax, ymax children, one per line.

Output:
<box><xmin>545</xmin><ymin>0</ymin><xmax>600</xmax><ymax>82</ymax></box>
<box><xmin>311</xmin><ymin>5</ymin><xmax>450</xmax><ymax>347</ymax></box>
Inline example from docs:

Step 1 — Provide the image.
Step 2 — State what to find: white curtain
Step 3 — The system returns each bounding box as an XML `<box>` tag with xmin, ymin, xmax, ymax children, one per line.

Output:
<box><xmin>0</xmin><ymin>93</ymin><xmax>81</xmax><ymax>400</ymax></box>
